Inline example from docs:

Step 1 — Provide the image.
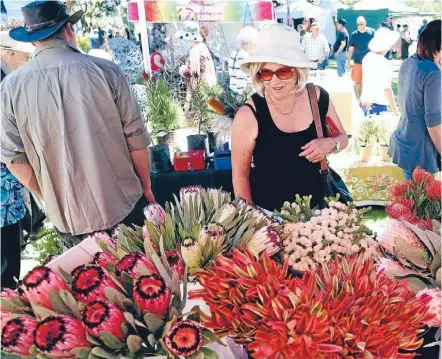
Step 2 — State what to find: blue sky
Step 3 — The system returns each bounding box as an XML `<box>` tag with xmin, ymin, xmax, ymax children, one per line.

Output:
<box><xmin>2</xmin><ymin>1</ymin><xmax>30</xmax><ymax>18</ymax></box>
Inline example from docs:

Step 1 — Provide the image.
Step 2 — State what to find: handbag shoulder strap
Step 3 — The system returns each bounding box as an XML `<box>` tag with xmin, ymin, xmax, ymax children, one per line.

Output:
<box><xmin>306</xmin><ymin>83</ymin><xmax>329</xmax><ymax>173</ymax></box>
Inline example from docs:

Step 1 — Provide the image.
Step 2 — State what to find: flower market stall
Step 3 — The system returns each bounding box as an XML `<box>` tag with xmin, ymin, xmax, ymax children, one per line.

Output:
<box><xmin>2</xmin><ymin>175</ymin><xmax>441</xmax><ymax>358</ymax></box>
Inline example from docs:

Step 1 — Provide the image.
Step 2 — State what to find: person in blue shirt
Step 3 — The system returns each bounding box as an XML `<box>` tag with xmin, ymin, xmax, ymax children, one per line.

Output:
<box><xmin>390</xmin><ymin>20</ymin><xmax>441</xmax><ymax>179</ymax></box>
<box><xmin>333</xmin><ymin>18</ymin><xmax>349</xmax><ymax>77</ymax></box>
<box><xmin>1</xmin><ymin>163</ymin><xmax>25</xmax><ymax>288</ymax></box>
<box><xmin>418</xmin><ymin>19</ymin><xmax>428</xmax><ymax>37</ymax></box>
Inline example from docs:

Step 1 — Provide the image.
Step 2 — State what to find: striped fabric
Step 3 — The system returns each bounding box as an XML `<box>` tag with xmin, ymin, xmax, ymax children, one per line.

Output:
<box><xmin>228</xmin><ymin>48</ymin><xmax>252</xmax><ymax>95</ymax></box>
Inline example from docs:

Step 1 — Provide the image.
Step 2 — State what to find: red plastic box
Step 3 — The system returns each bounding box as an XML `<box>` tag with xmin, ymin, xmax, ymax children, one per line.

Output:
<box><xmin>174</xmin><ymin>150</ymin><xmax>205</xmax><ymax>171</ymax></box>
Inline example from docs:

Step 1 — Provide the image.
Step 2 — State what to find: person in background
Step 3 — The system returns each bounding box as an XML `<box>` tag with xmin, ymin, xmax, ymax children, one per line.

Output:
<box><xmin>418</xmin><ymin>19</ymin><xmax>428</xmax><ymax>37</ymax></box>
<box><xmin>228</xmin><ymin>26</ymin><xmax>259</xmax><ymax>95</ymax></box>
<box><xmin>360</xmin><ymin>28</ymin><xmax>399</xmax><ymax>115</ymax></box>
<box><xmin>1</xmin><ymin>163</ymin><xmax>25</xmax><ymax>289</ymax></box>
<box><xmin>297</xmin><ymin>24</ymin><xmax>306</xmax><ymax>44</ymax></box>
<box><xmin>394</xmin><ymin>24</ymin><xmax>402</xmax><ymax>59</ymax></box>
<box><xmin>333</xmin><ymin>18</ymin><xmax>349</xmax><ymax>77</ymax></box>
<box><xmin>380</xmin><ymin>14</ymin><xmax>394</xmax><ymax>31</ymax></box>
<box><xmin>400</xmin><ymin>24</ymin><xmax>412</xmax><ymax>59</ymax></box>
<box><xmin>1</xmin><ymin>1</ymin><xmax>155</xmax><ymax>247</ymax></box>
<box><xmin>390</xmin><ymin>20</ymin><xmax>441</xmax><ymax>179</ymax></box>
<box><xmin>302</xmin><ymin>18</ymin><xmax>311</xmax><ymax>33</ymax></box>
<box><xmin>96</xmin><ymin>26</ymin><xmax>105</xmax><ymax>48</ymax></box>
<box><xmin>232</xmin><ymin>24</ymin><xmax>348</xmax><ymax>211</ymax></box>
<box><xmin>346</xmin><ymin>16</ymin><xmax>375</xmax><ymax>101</ymax></box>
<box><xmin>301</xmin><ymin>22</ymin><xmax>329</xmax><ymax>74</ymax></box>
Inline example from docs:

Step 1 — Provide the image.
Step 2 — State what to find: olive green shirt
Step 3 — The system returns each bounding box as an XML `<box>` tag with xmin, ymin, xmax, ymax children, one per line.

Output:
<box><xmin>1</xmin><ymin>39</ymin><xmax>150</xmax><ymax>235</ymax></box>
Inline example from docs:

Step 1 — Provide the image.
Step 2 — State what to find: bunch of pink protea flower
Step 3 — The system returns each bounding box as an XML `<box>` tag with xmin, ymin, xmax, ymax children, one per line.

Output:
<box><xmin>1</xmin><ymin>231</ymin><xmax>219</xmax><ymax>359</ymax></box>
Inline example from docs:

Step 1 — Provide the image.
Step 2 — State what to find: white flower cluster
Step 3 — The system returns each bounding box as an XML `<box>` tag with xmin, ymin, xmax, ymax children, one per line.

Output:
<box><xmin>283</xmin><ymin>201</ymin><xmax>377</xmax><ymax>271</ymax></box>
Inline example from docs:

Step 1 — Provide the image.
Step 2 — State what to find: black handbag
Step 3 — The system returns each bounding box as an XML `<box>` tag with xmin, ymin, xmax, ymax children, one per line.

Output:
<box><xmin>306</xmin><ymin>83</ymin><xmax>353</xmax><ymax>208</ymax></box>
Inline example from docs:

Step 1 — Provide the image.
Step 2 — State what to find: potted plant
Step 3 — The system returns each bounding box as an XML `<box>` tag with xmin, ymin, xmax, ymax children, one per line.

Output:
<box><xmin>145</xmin><ymin>78</ymin><xmax>183</xmax><ymax>146</ymax></box>
<box><xmin>376</xmin><ymin>115</ymin><xmax>396</xmax><ymax>162</ymax></box>
<box><xmin>358</xmin><ymin>118</ymin><xmax>378</xmax><ymax>162</ymax></box>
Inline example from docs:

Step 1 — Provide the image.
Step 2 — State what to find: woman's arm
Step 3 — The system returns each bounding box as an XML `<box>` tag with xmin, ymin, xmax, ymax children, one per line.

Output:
<box><xmin>231</xmin><ymin>104</ymin><xmax>258</xmax><ymax>203</ymax></box>
<box><xmin>424</xmin><ymin>70</ymin><xmax>441</xmax><ymax>154</ymax></box>
<box><xmin>428</xmin><ymin>125</ymin><xmax>441</xmax><ymax>154</ymax></box>
<box><xmin>300</xmin><ymin>88</ymin><xmax>349</xmax><ymax>163</ymax></box>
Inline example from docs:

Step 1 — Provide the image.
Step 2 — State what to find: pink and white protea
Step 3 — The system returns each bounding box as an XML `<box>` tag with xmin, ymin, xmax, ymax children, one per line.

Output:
<box><xmin>71</xmin><ymin>266</ymin><xmax>119</xmax><ymax>303</ymax></box>
<box><xmin>83</xmin><ymin>231</ymin><xmax>116</xmax><ymax>249</ymax></box>
<box><xmin>252</xmin><ymin>207</ymin><xmax>272</xmax><ymax>225</ymax></box>
<box><xmin>1</xmin><ymin>317</ymin><xmax>38</xmax><ymax>356</ymax></box>
<box><xmin>198</xmin><ymin>223</ymin><xmax>225</xmax><ymax>248</ymax></box>
<box><xmin>246</xmin><ymin>225</ymin><xmax>282</xmax><ymax>257</ymax></box>
<box><xmin>376</xmin><ymin>257</ymin><xmax>407</xmax><ymax>280</ymax></box>
<box><xmin>20</xmin><ymin>266</ymin><xmax>68</xmax><ymax>309</ymax></box>
<box><xmin>144</xmin><ymin>203</ymin><xmax>166</xmax><ymax>228</ymax></box>
<box><xmin>416</xmin><ymin>288</ymin><xmax>442</xmax><ymax>327</ymax></box>
<box><xmin>180</xmin><ymin>186</ymin><xmax>203</xmax><ymax>203</ymax></box>
<box><xmin>81</xmin><ymin>300</ymin><xmax>127</xmax><ymax>339</ymax></box>
<box><xmin>91</xmin><ymin>251</ymin><xmax>118</xmax><ymax>267</ymax></box>
<box><xmin>34</xmin><ymin>315</ymin><xmax>91</xmax><ymax>358</ymax></box>
<box><xmin>116</xmin><ymin>252</ymin><xmax>159</xmax><ymax>277</ymax></box>
<box><xmin>207</xmin><ymin>188</ymin><xmax>230</xmax><ymax>208</ymax></box>
<box><xmin>377</xmin><ymin>219</ymin><xmax>421</xmax><ymax>254</ymax></box>
<box><xmin>217</xmin><ymin>203</ymin><xmax>237</xmax><ymax>223</ymax></box>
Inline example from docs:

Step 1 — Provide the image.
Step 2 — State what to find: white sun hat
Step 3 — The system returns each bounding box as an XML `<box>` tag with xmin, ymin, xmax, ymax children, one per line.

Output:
<box><xmin>369</xmin><ymin>27</ymin><xmax>400</xmax><ymax>53</ymax></box>
<box><xmin>240</xmin><ymin>23</ymin><xmax>317</xmax><ymax>73</ymax></box>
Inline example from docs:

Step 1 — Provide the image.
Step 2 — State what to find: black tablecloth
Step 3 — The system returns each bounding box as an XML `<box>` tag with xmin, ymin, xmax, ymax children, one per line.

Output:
<box><xmin>151</xmin><ymin>169</ymin><xmax>234</xmax><ymax>206</ymax></box>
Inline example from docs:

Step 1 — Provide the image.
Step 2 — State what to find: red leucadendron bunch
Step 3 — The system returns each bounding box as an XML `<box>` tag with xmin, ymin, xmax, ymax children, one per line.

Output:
<box><xmin>191</xmin><ymin>247</ymin><xmax>432</xmax><ymax>359</ymax></box>
<box><xmin>386</xmin><ymin>166</ymin><xmax>441</xmax><ymax>229</ymax></box>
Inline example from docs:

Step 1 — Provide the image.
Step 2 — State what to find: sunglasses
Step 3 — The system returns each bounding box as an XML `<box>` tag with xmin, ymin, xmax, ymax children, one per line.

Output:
<box><xmin>258</xmin><ymin>67</ymin><xmax>295</xmax><ymax>81</ymax></box>
<box><xmin>357</xmin><ymin>23</ymin><xmax>365</xmax><ymax>26</ymax></box>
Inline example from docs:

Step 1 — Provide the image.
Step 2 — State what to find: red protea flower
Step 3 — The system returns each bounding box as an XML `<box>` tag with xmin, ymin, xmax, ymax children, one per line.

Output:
<box><xmin>91</xmin><ymin>251</ymin><xmax>118</xmax><ymax>267</ymax></box>
<box><xmin>133</xmin><ymin>274</ymin><xmax>171</xmax><ymax>317</ymax></box>
<box><xmin>425</xmin><ymin>179</ymin><xmax>441</xmax><ymax>200</ymax></box>
<box><xmin>34</xmin><ymin>315</ymin><xmax>91</xmax><ymax>358</ymax></box>
<box><xmin>81</xmin><ymin>300</ymin><xmax>127</xmax><ymax>339</ymax></box>
<box><xmin>20</xmin><ymin>266</ymin><xmax>68</xmax><ymax>309</ymax></box>
<box><xmin>71</xmin><ymin>266</ymin><xmax>118</xmax><ymax>303</ymax></box>
<box><xmin>417</xmin><ymin>288</ymin><xmax>442</xmax><ymax>327</ymax></box>
<box><xmin>116</xmin><ymin>252</ymin><xmax>159</xmax><ymax>277</ymax></box>
<box><xmin>413</xmin><ymin>166</ymin><xmax>434</xmax><ymax>184</ymax></box>
<box><xmin>390</xmin><ymin>181</ymin><xmax>410</xmax><ymax>197</ymax></box>
<box><xmin>165</xmin><ymin>321</ymin><xmax>203</xmax><ymax>357</ymax></box>
<box><xmin>162</xmin><ymin>250</ymin><xmax>185</xmax><ymax>280</ymax></box>
<box><xmin>1</xmin><ymin>317</ymin><xmax>38</xmax><ymax>356</ymax></box>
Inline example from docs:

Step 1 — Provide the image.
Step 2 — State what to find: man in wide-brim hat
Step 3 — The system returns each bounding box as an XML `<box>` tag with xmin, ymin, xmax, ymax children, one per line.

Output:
<box><xmin>1</xmin><ymin>1</ymin><xmax>155</xmax><ymax>247</ymax></box>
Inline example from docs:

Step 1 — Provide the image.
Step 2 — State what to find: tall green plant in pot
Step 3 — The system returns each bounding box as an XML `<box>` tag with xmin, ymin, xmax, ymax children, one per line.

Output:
<box><xmin>145</xmin><ymin>78</ymin><xmax>183</xmax><ymax>145</ymax></box>
<box><xmin>358</xmin><ymin>118</ymin><xmax>378</xmax><ymax>162</ymax></box>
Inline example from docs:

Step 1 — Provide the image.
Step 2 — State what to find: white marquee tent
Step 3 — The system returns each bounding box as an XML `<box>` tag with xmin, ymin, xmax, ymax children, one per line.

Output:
<box><xmin>275</xmin><ymin>0</ymin><xmax>336</xmax><ymax>45</ymax></box>
<box><xmin>351</xmin><ymin>0</ymin><xmax>419</xmax><ymax>14</ymax></box>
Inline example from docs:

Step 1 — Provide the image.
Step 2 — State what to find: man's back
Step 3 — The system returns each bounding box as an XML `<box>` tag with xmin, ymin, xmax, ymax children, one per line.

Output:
<box><xmin>1</xmin><ymin>40</ymin><xmax>149</xmax><ymax>235</ymax></box>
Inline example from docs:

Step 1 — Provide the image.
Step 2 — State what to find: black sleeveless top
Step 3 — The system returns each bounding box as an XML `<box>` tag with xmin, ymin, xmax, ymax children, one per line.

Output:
<box><xmin>248</xmin><ymin>86</ymin><xmax>330</xmax><ymax>211</ymax></box>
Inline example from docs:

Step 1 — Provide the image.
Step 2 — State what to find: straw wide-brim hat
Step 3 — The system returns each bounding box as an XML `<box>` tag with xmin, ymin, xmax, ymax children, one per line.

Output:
<box><xmin>240</xmin><ymin>23</ymin><xmax>317</xmax><ymax>73</ymax></box>
<box><xmin>369</xmin><ymin>27</ymin><xmax>400</xmax><ymax>53</ymax></box>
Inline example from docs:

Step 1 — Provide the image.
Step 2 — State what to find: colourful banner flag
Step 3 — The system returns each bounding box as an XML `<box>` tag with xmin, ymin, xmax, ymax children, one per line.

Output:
<box><xmin>127</xmin><ymin>0</ymin><xmax>275</xmax><ymax>23</ymax></box>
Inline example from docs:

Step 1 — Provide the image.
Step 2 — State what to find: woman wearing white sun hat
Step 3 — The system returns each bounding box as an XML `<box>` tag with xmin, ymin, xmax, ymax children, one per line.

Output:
<box><xmin>360</xmin><ymin>27</ymin><xmax>400</xmax><ymax>116</ymax></box>
<box><xmin>231</xmin><ymin>23</ymin><xmax>348</xmax><ymax>211</ymax></box>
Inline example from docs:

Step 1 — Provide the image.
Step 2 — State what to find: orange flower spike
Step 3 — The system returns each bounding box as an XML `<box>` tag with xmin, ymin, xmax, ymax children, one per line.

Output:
<box><xmin>207</xmin><ymin>97</ymin><xmax>225</xmax><ymax>115</ymax></box>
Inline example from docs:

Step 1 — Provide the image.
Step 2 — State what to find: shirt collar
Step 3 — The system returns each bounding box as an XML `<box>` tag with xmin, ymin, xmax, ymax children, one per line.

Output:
<box><xmin>33</xmin><ymin>39</ymin><xmax>82</xmax><ymax>58</ymax></box>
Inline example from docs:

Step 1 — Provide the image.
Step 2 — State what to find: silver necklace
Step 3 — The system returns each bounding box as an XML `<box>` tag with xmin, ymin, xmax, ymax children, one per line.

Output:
<box><xmin>267</xmin><ymin>92</ymin><xmax>298</xmax><ymax>116</ymax></box>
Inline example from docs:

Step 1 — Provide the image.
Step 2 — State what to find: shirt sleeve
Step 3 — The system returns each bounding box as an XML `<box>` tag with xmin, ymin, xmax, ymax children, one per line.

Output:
<box><xmin>349</xmin><ymin>33</ymin><xmax>355</xmax><ymax>47</ymax></box>
<box><xmin>113</xmin><ymin>67</ymin><xmax>151</xmax><ymax>151</ymax></box>
<box><xmin>1</xmin><ymin>84</ymin><xmax>29</xmax><ymax>164</ymax></box>
<box><xmin>424</xmin><ymin>70</ymin><xmax>442</xmax><ymax>128</ymax></box>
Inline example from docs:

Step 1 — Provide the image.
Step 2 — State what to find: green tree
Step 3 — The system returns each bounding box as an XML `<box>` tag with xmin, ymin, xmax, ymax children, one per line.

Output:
<box><xmin>405</xmin><ymin>0</ymin><xmax>441</xmax><ymax>14</ymax></box>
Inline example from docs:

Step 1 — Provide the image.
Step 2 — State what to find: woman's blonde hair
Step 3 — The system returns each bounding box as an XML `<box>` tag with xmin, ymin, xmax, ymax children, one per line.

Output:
<box><xmin>249</xmin><ymin>62</ymin><xmax>309</xmax><ymax>96</ymax></box>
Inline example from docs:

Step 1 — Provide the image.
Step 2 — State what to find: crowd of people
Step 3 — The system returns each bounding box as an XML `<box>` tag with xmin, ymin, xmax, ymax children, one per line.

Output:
<box><xmin>0</xmin><ymin>1</ymin><xmax>440</xmax><ymax>294</ymax></box>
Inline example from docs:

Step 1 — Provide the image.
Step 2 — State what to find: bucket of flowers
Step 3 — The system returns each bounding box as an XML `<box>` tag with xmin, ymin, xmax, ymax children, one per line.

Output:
<box><xmin>0</xmin><ymin>233</ymin><xmax>222</xmax><ymax>359</ymax></box>
<box><xmin>278</xmin><ymin>195</ymin><xmax>378</xmax><ymax>272</ymax></box>
<box><xmin>190</xmin><ymin>246</ymin><xmax>434</xmax><ymax>359</ymax></box>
